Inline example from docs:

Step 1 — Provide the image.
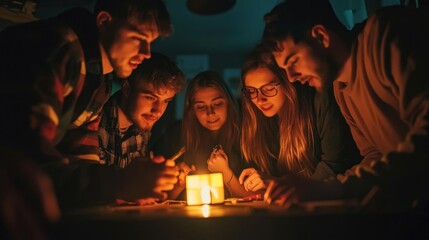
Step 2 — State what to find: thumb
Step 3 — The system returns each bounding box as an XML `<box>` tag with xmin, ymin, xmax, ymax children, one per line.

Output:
<box><xmin>239</xmin><ymin>170</ymin><xmax>249</xmax><ymax>184</ymax></box>
<box><xmin>152</xmin><ymin>191</ymin><xmax>167</xmax><ymax>202</ymax></box>
<box><xmin>152</xmin><ymin>155</ymin><xmax>166</xmax><ymax>164</ymax></box>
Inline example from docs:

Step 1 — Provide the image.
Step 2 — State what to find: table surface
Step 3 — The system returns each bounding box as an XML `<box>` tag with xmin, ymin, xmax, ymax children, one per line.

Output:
<box><xmin>52</xmin><ymin>199</ymin><xmax>428</xmax><ymax>240</ymax></box>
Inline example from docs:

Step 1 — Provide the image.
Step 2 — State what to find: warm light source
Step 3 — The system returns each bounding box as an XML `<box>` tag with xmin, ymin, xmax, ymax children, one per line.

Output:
<box><xmin>186</xmin><ymin>173</ymin><xmax>224</xmax><ymax>205</ymax></box>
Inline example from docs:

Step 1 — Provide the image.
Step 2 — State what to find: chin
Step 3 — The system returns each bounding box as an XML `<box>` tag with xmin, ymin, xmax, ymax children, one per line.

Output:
<box><xmin>262</xmin><ymin>111</ymin><xmax>276</xmax><ymax>118</ymax></box>
<box><xmin>115</xmin><ymin>67</ymin><xmax>132</xmax><ymax>78</ymax></box>
<box><xmin>205</xmin><ymin>125</ymin><xmax>221</xmax><ymax>131</ymax></box>
<box><xmin>136</xmin><ymin>124</ymin><xmax>152</xmax><ymax>132</ymax></box>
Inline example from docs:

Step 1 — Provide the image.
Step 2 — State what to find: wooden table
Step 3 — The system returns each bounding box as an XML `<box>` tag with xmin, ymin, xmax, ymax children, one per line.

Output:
<box><xmin>51</xmin><ymin>199</ymin><xmax>428</xmax><ymax>239</ymax></box>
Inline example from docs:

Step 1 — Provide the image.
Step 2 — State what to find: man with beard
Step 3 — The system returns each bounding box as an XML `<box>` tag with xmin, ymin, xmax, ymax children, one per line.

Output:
<box><xmin>261</xmin><ymin>0</ymin><xmax>429</xmax><ymax>213</ymax></box>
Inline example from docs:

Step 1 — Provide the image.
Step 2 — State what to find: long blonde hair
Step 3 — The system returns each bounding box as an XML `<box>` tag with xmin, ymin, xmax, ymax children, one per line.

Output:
<box><xmin>240</xmin><ymin>48</ymin><xmax>316</xmax><ymax>178</ymax></box>
<box><xmin>183</xmin><ymin>71</ymin><xmax>240</xmax><ymax>166</ymax></box>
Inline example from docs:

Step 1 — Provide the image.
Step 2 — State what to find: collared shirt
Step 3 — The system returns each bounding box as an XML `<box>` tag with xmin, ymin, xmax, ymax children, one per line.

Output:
<box><xmin>0</xmin><ymin>7</ymin><xmax>113</xmax><ymax>163</ymax></box>
<box><xmin>99</xmin><ymin>91</ymin><xmax>151</xmax><ymax>168</ymax></box>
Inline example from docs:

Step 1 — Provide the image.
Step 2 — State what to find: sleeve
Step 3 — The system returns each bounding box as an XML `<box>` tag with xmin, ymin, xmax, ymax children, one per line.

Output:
<box><xmin>385</xmin><ymin>10</ymin><xmax>429</xmax><ymax>157</ymax></box>
<box><xmin>56</xmin><ymin>114</ymin><xmax>102</xmax><ymax>162</ymax></box>
<box><xmin>0</xmin><ymin>21</ymin><xmax>85</xmax><ymax>164</ymax></box>
<box><xmin>0</xmin><ymin>21</ymin><xmax>122</xmax><ymax>208</ymax></box>
<box><xmin>312</xmin><ymin>90</ymin><xmax>361</xmax><ymax>180</ymax></box>
<box><xmin>333</xmin><ymin>83</ymin><xmax>383</xmax><ymax>169</ymax></box>
<box><xmin>339</xmin><ymin>8</ymin><xmax>429</xmax><ymax>208</ymax></box>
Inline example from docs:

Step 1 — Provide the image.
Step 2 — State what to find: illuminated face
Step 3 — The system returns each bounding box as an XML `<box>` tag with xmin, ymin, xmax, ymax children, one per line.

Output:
<box><xmin>192</xmin><ymin>87</ymin><xmax>228</xmax><ymax>131</ymax></box>
<box><xmin>101</xmin><ymin>19</ymin><xmax>160</xmax><ymax>78</ymax></box>
<box><xmin>273</xmin><ymin>36</ymin><xmax>333</xmax><ymax>92</ymax></box>
<box><xmin>244</xmin><ymin>67</ymin><xmax>285</xmax><ymax>117</ymax></box>
<box><xmin>124</xmin><ymin>83</ymin><xmax>176</xmax><ymax>131</ymax></box>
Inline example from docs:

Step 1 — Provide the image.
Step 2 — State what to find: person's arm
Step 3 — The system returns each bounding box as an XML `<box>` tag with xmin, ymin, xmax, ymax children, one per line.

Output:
<box><xmin>208</xmin><ymin>149</ymin><xmax>264</xmax><ymax>198</ymax></box>
<box><xmin>312</xmin><ymin>90</ymin><xmax>362</xmax><ymax>180</ymax></box>
<box><xmin>333</xmin><ymin>83</ymin><xmax>383</xmax><ymax>176</ymax></box>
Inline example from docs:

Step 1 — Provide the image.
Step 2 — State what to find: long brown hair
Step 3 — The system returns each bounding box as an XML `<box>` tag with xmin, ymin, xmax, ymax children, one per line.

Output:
<box><xmin>183</xmin><ymin>70</ymin><xmax>240</xmax><ymax>166</ymax></box>
<box><xmin>240</xmin><ymin>47</ymin><xmax>316</xmax><ymax>178</ymax></box>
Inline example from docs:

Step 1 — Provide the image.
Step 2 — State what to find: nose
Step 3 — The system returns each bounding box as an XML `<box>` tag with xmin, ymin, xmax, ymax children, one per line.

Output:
<box><xmin>286</xmin><ymin>66</ymin><xmax>301</xmax><ymax>83</ymax></box>
<box><xmin>138</xmin><ymin>42</ymin><xmax>151</xmax><ymax>60</ymax></box>
<box><xmin>255</xmin><ymin>91</ymin><xmax>267</xmax><ymax>103</ymax></box>
<box><xmin>150</xmin><ymin>101</ymin><xmax>165</xmax><ymax>116</ymax></box>
<box><xmin>206</xmin><ymin>106</ymin><xmax>215</xmax><ymax>115</ymax></box>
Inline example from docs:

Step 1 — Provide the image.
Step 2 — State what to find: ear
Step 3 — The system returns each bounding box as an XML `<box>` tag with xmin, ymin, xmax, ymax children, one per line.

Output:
<box><xmin>96</xmin><ymin>11</ymin><xmax>112</xmax><ymax>31</ymax></box>
<box><xmin>311</xmin><ymin>25</ymin><xmax>330</xmax><ymax>48</ymax></box>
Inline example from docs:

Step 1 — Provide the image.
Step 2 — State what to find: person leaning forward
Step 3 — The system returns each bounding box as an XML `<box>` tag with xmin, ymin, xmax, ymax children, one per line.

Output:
<box><xmin>0</xmin><ymin>0</ymin><xmax>179</xmax><ymax>224</ymax></box>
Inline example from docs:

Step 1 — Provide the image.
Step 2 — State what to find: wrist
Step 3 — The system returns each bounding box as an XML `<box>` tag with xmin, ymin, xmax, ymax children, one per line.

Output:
<box><xmin>224</xmin><ymin>169</ymin><xmax>234</xmax><ymax>186</ymax></box>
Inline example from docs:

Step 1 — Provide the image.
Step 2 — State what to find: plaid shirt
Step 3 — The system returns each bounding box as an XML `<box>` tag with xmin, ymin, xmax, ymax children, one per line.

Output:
<box><xmin>99</xmin><ymin>91</ymin><xmax>151</xmax><ymax>168</ymax></box>
<box><xmin>0</xmin><ymin>8</ymin><xmax>112</xmax><ymax>163</ymax></box>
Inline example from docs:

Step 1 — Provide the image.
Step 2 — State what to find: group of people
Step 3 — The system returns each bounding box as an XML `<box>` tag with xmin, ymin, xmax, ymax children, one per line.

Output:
<box><xmin>1</xmin><ymin>0</ymin><xmax>428</xmax><ymax>239</ymax></box>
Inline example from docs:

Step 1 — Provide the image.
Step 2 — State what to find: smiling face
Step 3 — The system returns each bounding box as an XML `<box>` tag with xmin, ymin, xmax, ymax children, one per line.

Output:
<box><xmin>192</xmin><ymin>87</ymin><xmax>228</xmax><ymax>131</ymax></box>
<box><xmin>272</xmin><ymin>36</ymin><xmax>334</xmax><ymax>92</ymax></box>
<box><xmin>123</xmin><ymin>82</ymin><xmax>176</xmax><ymax>131</ymax></box>
<box><xmin>100</xmin><ymin>16</ymin><xmax>160</xmax><ymax>78</ymax></box>
<box><xmin>244</xmin><ymin>67</ymin><xmax>285</xmax><ymax>117</ymax></box>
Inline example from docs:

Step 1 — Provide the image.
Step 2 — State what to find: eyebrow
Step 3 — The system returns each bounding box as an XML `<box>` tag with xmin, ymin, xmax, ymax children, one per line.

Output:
<box><xmin>139</xmin><ymin>89</ymin><xmax>157</xmax><ymax>97</ymax></box>
<box><xmin>193</xmin><ymin>96</ymin><xmax>225</xmax><ymax>104</ymax></box>
<box><xmin>246</xmin><ymin>79</ymin><xmax>278</xmax><ymax>88</ymax></box>
<box><xmin>282</xmin><ymin>51</ymin><xmax>296</xmax><ymax>66</ymax></box>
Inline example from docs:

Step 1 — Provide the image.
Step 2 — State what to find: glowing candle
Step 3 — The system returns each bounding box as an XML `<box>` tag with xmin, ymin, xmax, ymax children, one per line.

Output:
<box><xmin>186</xmin><ymin>173</ymin><xmax>224</xmax><ymax>205</ymax></box>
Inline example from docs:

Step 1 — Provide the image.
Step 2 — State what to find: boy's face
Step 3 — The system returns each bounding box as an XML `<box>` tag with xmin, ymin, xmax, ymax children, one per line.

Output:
<box><xmin>100</xmin><ymin>17</ymin><xmax>160</xmax><ymax>78</ymax></box>
<box><xmin>123</xmin><ymin>82</ymin><xmax>176</xmax><ymax>131</ymax></box>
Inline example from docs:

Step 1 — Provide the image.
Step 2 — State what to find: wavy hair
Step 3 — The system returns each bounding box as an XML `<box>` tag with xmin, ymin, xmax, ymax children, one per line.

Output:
<box><xmin>240</xmin><ymin>47</ymin><xmax>316</xmax><ymax>178</ymax></box>
<box><xmin>94</xmin><ymin>0</ymin><xmax>172</xmax><ymax>37</ymax></box>
<box><xmin>183</xmin><ymin>71</ymin><xmax>240</xmax><ymax>165</ymax></box>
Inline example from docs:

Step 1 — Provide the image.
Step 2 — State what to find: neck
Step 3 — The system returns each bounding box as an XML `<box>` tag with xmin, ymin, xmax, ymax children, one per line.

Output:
<box><xmin>118</xmin><ymin>105</ymin><xmax>133</xmax><ymax>130</ymax></box>
<box><xmin>99</xmin><ymin>42</ymin><xmax>113</xmax><ymax>75</ymax></box>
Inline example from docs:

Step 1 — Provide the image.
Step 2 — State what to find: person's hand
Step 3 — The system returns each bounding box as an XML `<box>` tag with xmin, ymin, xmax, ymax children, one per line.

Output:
<box><xmin>264</xmin><ymin>174</ymin><xmax>301</xmax><ymax>208</ymax></box>
<box><xmin>238</xmin><ymin>168</ymin><xmax>269</xmax><ymax>192</ymax></box>
<box><xmin>207</xmin><ymin>148</ymin><xmax>230</xmax><ymax>174</ymax></box>
<box><xmin>0</xmin><ymin>156</ymin><xmax>60</xmax><ymax>240</ymax></box>
<box><xmin>264</xmin><ymin>173</ymin><xmax>333</xmax><ymax>208</ymax></box>
<box><xmin>117</xmin><ymin>155</ymin><xmax>179</xmax><ymax>202</ymax></box>
<box><xmin>177</xmin><ymin>161</ymin><xmax>196</xmax><ymax>187</ymax></box>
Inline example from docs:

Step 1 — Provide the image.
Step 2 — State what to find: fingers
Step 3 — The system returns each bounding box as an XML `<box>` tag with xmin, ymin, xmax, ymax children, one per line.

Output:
<box><xmin>154</xmin><ymin>174</ymin><xmax>178</xmax><ymax>192</ymax></box>
<box><xmin>177</xmin><ymin>171</ymin><xmax>187</xmax><ymax>186</ymax></box>
<box><xmin>264</xmin><ymin>179</ymin><xmax>297</xmax><ymax>208</ymax></box>
<box><xmin>150</xmin><ymin>191</ymin><xmax>168</xmax><ymax>202</ymax></box>
<box><xmin>247</xmin><ymin>180</ymin><xmax>265</xmax><ymax>192</ymax></box>
<box><xmin>239</xmin><ymin>168</ymin><xmax>256</xmax><ymax>184</ymax></box>
<box><xmin>152</xmin><ymin>155</ymin><xmax>166</xmax><ymax>164</ymax></box>
<box><xmin>162</xmin><ymin>162</ymin><xmax>180</xmax><ymax>177</ymax></box>
<box><xmin>216</xmin><ymin>149</ymin><xmax>227</xmax><ymax>159</ymax></box>
<box><xmin>242</xmin><ymin>170</ymin><xmax>263</xmax><ymax>191</ymax></box>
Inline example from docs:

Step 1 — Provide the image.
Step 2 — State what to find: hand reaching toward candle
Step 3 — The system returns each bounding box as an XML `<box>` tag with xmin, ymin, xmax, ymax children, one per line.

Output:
<box><xmin>264</xmin><ymin>174</ymin><xmax>301</xmax><ymax>208</ymax></box>
<box><xmin>264</xmin><ymin>173</ymin><xmax>341</xmax><ymax>209</ymax></box>
<box><xmin>177</xmin><ymin>161</ymin><xmax>196</xmax><ymax>187</ymax></box>
<box><xmin>116</xmin><ymin>155</ymin><xmax>179</xmax><ymax>202</ymax></box>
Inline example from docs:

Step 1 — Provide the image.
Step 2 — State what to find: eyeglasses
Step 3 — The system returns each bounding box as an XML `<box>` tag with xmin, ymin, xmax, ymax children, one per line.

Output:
<box><xmin>242</xmin><ymin>82</ymin><xmax>280</xmax><ymax>99</ymax></box>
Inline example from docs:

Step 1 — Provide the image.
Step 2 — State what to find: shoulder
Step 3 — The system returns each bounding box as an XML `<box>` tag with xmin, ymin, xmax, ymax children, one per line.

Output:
<box><xmin>313</xmin><ymin>89</ymin><xmax>337</xmax><ymax>113</ymax></box>
<box><xmin>363</xmin><ymin>6</ymin><xmax>426</xmax><ymax>38</ymax></box>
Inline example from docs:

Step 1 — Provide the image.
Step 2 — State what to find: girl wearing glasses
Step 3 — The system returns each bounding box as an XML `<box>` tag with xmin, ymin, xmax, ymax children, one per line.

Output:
<box><xmin>238</xmin><ymin>47</ymin><xmax>361</xmax><ymax>193</ymax></box>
